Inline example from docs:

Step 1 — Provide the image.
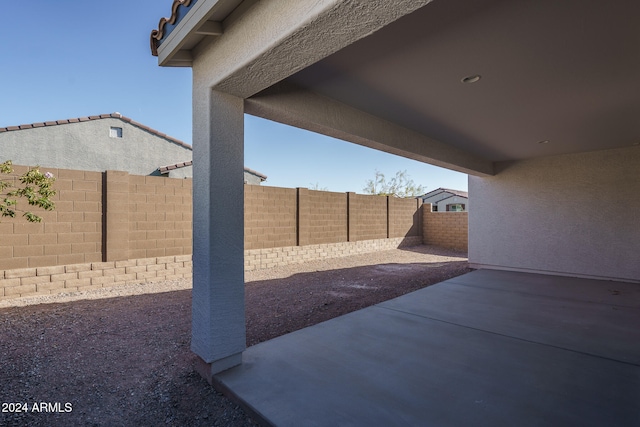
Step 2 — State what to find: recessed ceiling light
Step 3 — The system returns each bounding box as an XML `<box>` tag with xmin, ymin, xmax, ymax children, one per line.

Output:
<box><xmin>461</xmin><ymin>75</ymin><xmax>481</xmax><ymax>84</ymax></box>
<box><xmin>537</xmin><ymin>140</ymin><xmax>550</xmax><ymax>144</ymax></box>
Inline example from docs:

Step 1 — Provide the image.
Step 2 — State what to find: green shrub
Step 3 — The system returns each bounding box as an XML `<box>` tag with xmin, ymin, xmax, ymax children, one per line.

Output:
<box><xmin>1</xmin><ymin>160</ymin><xmax>57</xmax><ymax>223</ymax></box>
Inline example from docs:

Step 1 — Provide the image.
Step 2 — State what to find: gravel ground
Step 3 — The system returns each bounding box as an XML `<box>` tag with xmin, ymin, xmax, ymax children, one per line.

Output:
<box><xmin>0</xmin><ymin>245</ymin><xmax>469</xmax><ymax>426</ymax></box>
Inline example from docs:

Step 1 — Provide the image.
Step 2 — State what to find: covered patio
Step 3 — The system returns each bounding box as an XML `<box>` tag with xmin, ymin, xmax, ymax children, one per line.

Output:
<box><xmin>150</xmin><ymin>0</ymin><xmax>640</xmax><ymax>423</ymax></box>
<box><xmin>215</xmin><ymin>269</ymin><xmax>640</xmax><ymax>426</ymax></box>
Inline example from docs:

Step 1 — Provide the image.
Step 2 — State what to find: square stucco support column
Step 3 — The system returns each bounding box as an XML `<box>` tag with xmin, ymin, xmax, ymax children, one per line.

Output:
<box><xmin>192</xmin><ymin>89</ymin><xmax>245</xmax><ymax>380</ymax></box>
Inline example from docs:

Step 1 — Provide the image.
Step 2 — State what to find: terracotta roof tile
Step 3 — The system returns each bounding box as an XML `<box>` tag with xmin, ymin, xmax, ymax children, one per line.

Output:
<box><xmin>158</xmin><ymin>160</ymin><xmax>193</xmax><ymax>174</ymax></box>
<box><xmin>150</xmin><ymin>0</ymin><xmax>194</xmax><ymax>56</ymax></box>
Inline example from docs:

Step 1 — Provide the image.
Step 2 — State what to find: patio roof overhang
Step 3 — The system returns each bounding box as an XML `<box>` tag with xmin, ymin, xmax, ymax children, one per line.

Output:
<box><xmin>152</xmin><ymin>0</ymin><xmax>640</xmax><ymax>174</ymax></box>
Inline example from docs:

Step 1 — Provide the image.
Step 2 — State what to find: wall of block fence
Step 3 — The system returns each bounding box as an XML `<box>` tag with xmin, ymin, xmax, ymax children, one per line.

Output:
<box><xmin>243</xmin><ymin>186</ymin><xmax>423</xmax><ymax>251</ymax></box>
<box><xmin>243</xmin><ymin>187</ymin><xmax>424</xmax><ymax>270</ymax></box>
<box><xmin>0</xmin><ymin>165</ymin><xmax>104</xmax><ymax>270</ymax></box>
<box><xmin>1</xmin><ymin>165</ymin><xmax>467</xmax><ymax>299</ymax></box>
<box><xmin>422</xmin><ymin>203</ymin><xmax>469</xmax><ymax>251</ymax></box>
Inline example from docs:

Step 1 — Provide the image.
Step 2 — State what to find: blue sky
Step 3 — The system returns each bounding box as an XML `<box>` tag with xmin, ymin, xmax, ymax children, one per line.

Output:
<box><xmin>0</xmin><ymin>1</ymin><xmax>467</xmax><ymax>193</ymax></box>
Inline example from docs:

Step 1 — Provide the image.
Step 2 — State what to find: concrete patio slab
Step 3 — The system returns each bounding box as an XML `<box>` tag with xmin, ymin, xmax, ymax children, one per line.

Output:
<box><xmin>214</xmin><ymin>270</ymin><xmax>640</xmax><ymax>426</ymax></box>
<box><xmin>380</xmin><ymin>275</ymin><xmax>640</xmax><ymax>365</ymax></box>
<box><xmin>446</xmin><ymin>269</ymin><xmax>640</xmax><ymax>308</ymax></box>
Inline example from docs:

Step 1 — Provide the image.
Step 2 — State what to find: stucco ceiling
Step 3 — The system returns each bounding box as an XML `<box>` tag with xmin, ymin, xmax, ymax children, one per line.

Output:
<box><xmin>286</xmin><ymin>0</ymin><xmax>640</xmax><ymax>162</ymax></box>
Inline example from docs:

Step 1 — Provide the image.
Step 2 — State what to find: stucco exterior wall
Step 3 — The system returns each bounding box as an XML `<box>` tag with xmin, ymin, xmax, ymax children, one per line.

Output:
<box><xmin>469</xmin><ymin>146</ymin><xmax>640</xmax><ymax>282</ymax></box>
<box><xmin>167</xmin><ymin>167</ymin><xmax>193</xmax><ymax>179</ymax></box>
<box><xmin>166</xmin><ymin>165</ymin><xmax>263</xmax><ymax>183</ymax></box>
<box><xmin>243</xmin><ymin>171</ymin><xmax>264</xmax><ymax>185</ymax></box>
<box><xmin>0</xmin><ymin>118</ymin><xmax>192</xmax><ymax>176</ymax></box>
<box><xmin>436</xmin><ymin>196</ymin><xmax>468</xmax><ymax>212</ymax></box>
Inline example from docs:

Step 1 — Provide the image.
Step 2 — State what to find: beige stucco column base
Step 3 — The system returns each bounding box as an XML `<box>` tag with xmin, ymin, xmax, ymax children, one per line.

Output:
<box><xmin>195</xmin><ymin>353</ymin><xmax>243</xmax><ymax>384</ymax></box>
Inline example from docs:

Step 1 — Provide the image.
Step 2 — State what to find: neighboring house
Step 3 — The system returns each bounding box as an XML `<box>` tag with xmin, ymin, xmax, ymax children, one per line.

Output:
<box><xmin>158</xmin><ymin>159</ymin><xmax>266</xmax><ymax>184</ymax></box>
<box><xmin>420</xmin><ymin>188</ymin><xmax>468</xmax><ymax>212</ymax></box>
<box><xmin>0</xmin><ymin>113</ymin><xmax>266</xmax><ymax>183</ymax></box>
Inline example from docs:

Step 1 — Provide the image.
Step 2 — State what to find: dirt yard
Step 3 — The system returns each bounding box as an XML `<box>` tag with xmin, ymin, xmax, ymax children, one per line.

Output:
<box><xmin>0</xmin><ymin>245</ymin><xmax>469</xmax><ymax>426</ymax></box>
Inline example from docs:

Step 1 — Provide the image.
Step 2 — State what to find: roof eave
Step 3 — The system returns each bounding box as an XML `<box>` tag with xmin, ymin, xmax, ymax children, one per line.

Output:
<box><xmin>153</xmin><ymin>0</ymin><xmax>243</xmax><ymax>67</ymax></box>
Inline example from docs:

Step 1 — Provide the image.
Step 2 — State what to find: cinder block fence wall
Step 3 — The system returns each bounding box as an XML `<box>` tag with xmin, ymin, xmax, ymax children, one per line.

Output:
<box><xmin>243</xmin><ymin>186</ymin><xmax>424</xmax><ymax>270</ymax></box>
<box><xmin>0</xmin><ymin>165</ymin><xmax>193</xmax><ymax>300</ymax></box>
<box><xmin>0</xmin><ymin>165</ymin><xmax>467</xmax><ymax>300</ymax></box>
<box><xmin>422</xmin><ymin>204</ymin><xmax>468</xmax><ymax>251</ymax></box>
